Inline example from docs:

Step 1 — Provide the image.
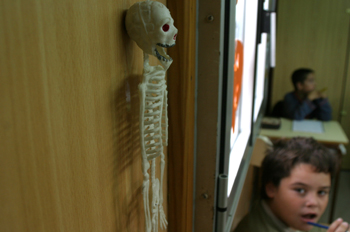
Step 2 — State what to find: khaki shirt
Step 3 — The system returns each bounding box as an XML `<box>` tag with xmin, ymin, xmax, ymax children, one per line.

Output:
<box><xmin>233</xmin><ymin>201</ymin><xmax>324</xmax><ymax>232</ymax></box>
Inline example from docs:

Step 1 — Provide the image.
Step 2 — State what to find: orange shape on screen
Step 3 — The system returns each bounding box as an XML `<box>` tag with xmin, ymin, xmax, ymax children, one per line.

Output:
<box><xmin>232</xmin><ymin>40</ymin><xmax>244</xmax><ymax>130</ymax></box>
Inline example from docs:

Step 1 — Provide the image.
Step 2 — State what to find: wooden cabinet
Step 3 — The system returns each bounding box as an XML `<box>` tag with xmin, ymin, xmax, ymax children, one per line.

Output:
<box><xmin>272</xmin><ymin>0</ymin><xmax>350</xmax><ymax>168</ymax></box>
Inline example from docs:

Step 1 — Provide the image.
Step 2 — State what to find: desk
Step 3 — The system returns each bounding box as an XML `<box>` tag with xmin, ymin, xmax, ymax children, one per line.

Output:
<box><xmin>260</xmin><ymin>118</ymin><xmax>349</xmax><ymax>224</ymax></box>
<box><xmin>260</xmin><ymin>118</ymin><xmax>349</xmax><ymax>146</ymax></box>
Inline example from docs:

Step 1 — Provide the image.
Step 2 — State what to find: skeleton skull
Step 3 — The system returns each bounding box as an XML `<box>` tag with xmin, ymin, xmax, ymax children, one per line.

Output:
<box><xmin>125</xmin><ymin>0</ymin><xmax>178</xmax><ymax>67</ymax></box>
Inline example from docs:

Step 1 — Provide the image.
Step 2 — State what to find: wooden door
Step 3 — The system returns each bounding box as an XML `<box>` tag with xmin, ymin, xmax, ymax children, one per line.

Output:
<box><xmin>0</xmin><ymin>0</ymin><xmax>167</xmax><ymax>231</ymax></box>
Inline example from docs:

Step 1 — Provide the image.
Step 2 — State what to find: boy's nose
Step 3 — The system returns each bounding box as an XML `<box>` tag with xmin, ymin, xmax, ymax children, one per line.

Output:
<box><xmin>305</xmin><ymin>194</ymin><xmax>318</xmax><ymax>207</ymax></box>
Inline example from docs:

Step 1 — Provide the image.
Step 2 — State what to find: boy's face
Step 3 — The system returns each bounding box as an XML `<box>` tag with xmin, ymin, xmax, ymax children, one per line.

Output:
<box><xmin>298</xmin><ymin>73</ymin><xmax>316</xmax><ymax>93</ymax></box>
<box><xmin>266</xmin><ymin>163</ymin><xmax>331</xmax><ymax>231</ymax></box>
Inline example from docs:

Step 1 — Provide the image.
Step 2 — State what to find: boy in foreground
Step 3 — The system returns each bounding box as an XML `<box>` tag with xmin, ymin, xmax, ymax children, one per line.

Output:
<box><xmin>234</xmin><ymin>137</ymin><xmax>348</xmax><ymax>232</ymax></box>
<box><xmin>283</xmin><ymin>68</ymin><xmax>332</xmax><ymax>121</ymax></box>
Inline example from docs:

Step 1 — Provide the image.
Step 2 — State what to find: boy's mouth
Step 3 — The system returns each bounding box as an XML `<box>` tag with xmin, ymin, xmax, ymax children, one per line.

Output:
<box><xmin>301</xmin><ymin>213</ymin><xmax>317</xmax><ymax>222</ymax></box>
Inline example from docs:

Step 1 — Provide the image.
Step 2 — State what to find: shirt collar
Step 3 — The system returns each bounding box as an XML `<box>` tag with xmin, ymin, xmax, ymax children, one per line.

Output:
<box><xmin>261</xmin><ymin>200</ymin><xmax>300</xmax><ymax>232</ymax></box>
<box><xmin>293</xmin><ymin>91</ymin><xmax>304</xmax><ymax>103</ymax></box>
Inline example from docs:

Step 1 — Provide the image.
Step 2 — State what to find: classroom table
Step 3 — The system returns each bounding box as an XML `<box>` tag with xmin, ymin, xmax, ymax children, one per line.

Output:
<box><xmin>260</xmin><ymin>118</ymin><xmax>349</xmax><ymax>146</ymax></box>
<box><xmin>259</xmin><ymin>118</ymin><xmax>349</xmax><ymax>224</ymax></box>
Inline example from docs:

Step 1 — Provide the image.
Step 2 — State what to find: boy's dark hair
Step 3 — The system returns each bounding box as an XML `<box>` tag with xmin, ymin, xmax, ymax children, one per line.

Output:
<box><xmin>261</xmin><ymin>137</ymin><xmax>339</xmax><ymax>200</ymax></box>
<box><xmin>291</xmin><ymin>68</ymin><xmax>314</xmax><ymax>90</ymax></box>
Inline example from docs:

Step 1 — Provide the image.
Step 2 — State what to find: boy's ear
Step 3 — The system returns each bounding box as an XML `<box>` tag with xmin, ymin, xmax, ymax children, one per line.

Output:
<box><xmin>265</xmin><ymin>182</ymin><xmax>277</xmax><ymax>198</ymax></box>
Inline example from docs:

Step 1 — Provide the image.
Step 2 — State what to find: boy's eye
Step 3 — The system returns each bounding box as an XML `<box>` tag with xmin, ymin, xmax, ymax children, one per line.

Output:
<box><xmin>318</xmin><ymin>190</ymin><xmax>329</xmax><ymax>196</ymax></box>
<box><xmin>295</xmin><ymin>188</ymin><xmax>306</xmax><ymax>194</ymax></box>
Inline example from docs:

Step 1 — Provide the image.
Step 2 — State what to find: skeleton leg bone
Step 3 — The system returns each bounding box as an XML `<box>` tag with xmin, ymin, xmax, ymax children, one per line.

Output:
<box><xmin>142</xmin><ymin>162</ymin><xmax>152</xmax><ymax>232</ymax></box>
<box><xmin>151</xmin><ymin>159</ymin><xmax>159</xmax><ymax>232</ymax></box>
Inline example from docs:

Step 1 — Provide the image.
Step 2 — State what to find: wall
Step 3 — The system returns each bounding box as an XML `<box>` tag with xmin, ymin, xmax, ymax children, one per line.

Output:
<box><xmin>0</xmin><ymin>0</ymin><xmax>167</xmax><ymax>231</ymax></box>
<box><xmin>271</xmin><ymin>0</ymin><xmax>350</xmax><ymax>168</ymax></box>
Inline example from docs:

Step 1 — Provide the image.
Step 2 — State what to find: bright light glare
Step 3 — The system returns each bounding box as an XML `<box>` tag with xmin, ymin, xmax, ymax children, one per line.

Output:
<box><xmin>227</xmin><ymin>0</ymin><xmax>258</xmax><ymax>197</ymax></box>
<box><xmin>227</xmin><ymin>130</ymin><xmax>250</xmax><ymax>196</ymax></box>
<box><xmin>254</xmin><ymin>33</ymin><xmax>267</xmax><ymax>121</ymax></box>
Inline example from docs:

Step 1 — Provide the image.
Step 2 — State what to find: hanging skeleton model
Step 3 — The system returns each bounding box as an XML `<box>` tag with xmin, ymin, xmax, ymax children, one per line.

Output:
<box><xmin>125</xmin><ymin>1</ymin><xmax>177</xmax><ymax>231</ymax></box>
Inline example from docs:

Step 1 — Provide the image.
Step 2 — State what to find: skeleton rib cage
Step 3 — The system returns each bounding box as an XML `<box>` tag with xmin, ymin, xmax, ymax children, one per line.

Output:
<box><xmin>142</xmin><ymin>73</ymin><xmax>167</xmax><ymax>160</ymax></box>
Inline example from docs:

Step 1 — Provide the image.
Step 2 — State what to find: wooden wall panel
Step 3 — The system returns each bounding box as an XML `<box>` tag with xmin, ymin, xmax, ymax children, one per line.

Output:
<box><xmin>167</xmin><ymin>0</ymin><xmax>196</xmax><ymax>231</ymax></box>
<box><xmin>193</xmin><ymin>0</ymin><xmax>223</xmax><ymax>230</ymax></box>
<box><xmin>272</xmin><ymin>0</ymin><xmax>350</xmax><ymax>122</ymax></box>
<box><xmin>0</xmin><ymin>0</ymin><xmax>166</xmax><ymax>231</ymax></box>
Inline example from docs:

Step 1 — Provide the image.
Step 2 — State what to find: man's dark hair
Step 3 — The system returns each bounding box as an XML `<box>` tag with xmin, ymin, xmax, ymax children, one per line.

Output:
<box><xmin>261</xmin><ymin>137</ymin><xmax>339</xmax><ymax>199</ymax></box>
<box><xmin>291</xmin><ymin>68</ymin><xmax>314</xmax><ymax>90</ymax></box>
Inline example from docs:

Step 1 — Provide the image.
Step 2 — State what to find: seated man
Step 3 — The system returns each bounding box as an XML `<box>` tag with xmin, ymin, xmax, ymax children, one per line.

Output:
<box><xmin>283</xmin><ymin>68</ymin><xmax>332</xmax><ymax>121</ymax></box>
<box><xmin>234</xmin><ymin>137</ymin><xmax>348</xmax><ymax>232</ymax></box>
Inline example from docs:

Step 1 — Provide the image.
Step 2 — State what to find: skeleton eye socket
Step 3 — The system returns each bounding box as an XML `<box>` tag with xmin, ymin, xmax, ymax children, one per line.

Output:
<box><xmin>162</xmin><ymin>24</ymin><xmax>170</xmax><ymax>32</ymax></box>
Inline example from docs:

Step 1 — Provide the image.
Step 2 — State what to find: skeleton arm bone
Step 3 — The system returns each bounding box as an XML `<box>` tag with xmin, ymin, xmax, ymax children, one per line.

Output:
<box><xmin>139</xmin><ymin>82</ymin><xmax>152</xmax><ymax>232</ymax></box>
<box><xmin>162</xmin><ymin>88</ymin><xmax>168</xmax><ymax>146</ymax></box>
<box><xmin>159</xmin><ymin>87</ymin><xmax>168</xmax><ymax>229</ymax></box>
